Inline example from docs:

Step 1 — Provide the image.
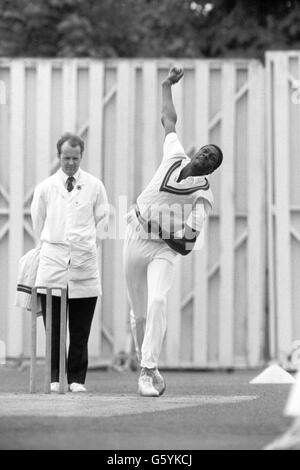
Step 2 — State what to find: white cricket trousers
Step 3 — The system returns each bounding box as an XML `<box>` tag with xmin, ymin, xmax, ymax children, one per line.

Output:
<box><xmin>123</xmin><ymin>217</ymin><xmax>178</xmax><ymax>369</ymax></box>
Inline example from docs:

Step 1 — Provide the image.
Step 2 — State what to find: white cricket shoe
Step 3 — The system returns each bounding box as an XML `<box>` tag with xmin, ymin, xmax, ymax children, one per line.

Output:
<box><xmin>69</xmin><ymin>383</ymin><xmax>87</xmax><ymax>393</ymax></box>
<box><xmin>138</xmin><ymin>368</ymin><xmax>159</xmax><ymax>397</ymax></box>
<box><xmin>152</xmin><ymin>368</ymin><xmax>166</xmax><ymax>396</ymax></box>
<box><xmin>50</xmin><ymin>382</ymin><xmax>60</xmax><ymax>393</ymax></box>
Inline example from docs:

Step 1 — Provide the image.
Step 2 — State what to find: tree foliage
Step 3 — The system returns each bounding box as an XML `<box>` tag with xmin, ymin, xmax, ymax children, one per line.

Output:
<box><xmin>0</xmin><ymin>0</ymin><xmax>300</xmax><ymax>58</ymax></box>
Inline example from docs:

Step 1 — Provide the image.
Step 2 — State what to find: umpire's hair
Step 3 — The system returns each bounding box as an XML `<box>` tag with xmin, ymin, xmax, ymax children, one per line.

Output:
<box><xmin>57</xmin><ymin>132</ymin><xmax>85</xmax><ymax>157</ymax></box>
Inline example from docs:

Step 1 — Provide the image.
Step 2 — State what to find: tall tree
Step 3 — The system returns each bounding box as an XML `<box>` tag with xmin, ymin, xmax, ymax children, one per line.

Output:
<box><xmin>0</xmin><ymin>0</ymin><xmax>27</xmax><ymax>56</ymax></box>
<box><xmin>0</xmin><ymin>0</ymin><xmax>300</xmax><ymax>58</ymax></box>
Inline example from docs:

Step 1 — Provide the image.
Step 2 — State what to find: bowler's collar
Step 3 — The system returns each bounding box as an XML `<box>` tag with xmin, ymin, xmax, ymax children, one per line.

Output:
<box><xmin>176</xmin><ymin>159</ymin><xmax>207</xmax><ymax>185</ymax></box>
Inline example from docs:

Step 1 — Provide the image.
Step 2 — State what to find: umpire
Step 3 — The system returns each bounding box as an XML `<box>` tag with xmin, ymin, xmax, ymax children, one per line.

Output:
<box><xmin>31</xmin><ymin>133</ymin><xmax>109</xmax><ymax>393</ymax></box>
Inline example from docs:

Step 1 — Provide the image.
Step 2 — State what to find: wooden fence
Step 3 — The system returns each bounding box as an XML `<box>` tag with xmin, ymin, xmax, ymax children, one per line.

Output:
<box><xmin>0</xmin><ymin>58</ymin><xmax>267</xmax><ymax>368</ymax></box>
<box><xmin>266</xmin><ymin>52</ymin><xmax>300</xmax><ymax>364</ymax></box>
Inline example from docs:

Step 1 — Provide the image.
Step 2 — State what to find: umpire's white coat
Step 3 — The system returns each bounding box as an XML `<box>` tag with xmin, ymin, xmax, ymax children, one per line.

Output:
<box><xmin>31</xmin><ymin>168</ymin><xmax>109</xmax><ymax>298</ymax></box>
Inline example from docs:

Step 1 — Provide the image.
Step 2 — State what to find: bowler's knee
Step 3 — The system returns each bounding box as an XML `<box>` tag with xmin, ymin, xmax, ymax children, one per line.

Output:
<box><xmin>148</xmin><ymin>296</ymin><xmax>167</xmax><ymax>313</ymax></box>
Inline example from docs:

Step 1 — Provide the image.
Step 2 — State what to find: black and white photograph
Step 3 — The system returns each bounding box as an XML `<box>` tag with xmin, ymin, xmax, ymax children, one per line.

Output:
<box><xmin>1</xmin><ymin>0</ymin><xmax>300</xmax><ymax>453</ymax></box>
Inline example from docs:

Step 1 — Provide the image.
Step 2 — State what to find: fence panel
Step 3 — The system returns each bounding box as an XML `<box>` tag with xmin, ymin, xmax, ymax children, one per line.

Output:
<box><xmin>266</xmin><ymin>52</ymin><xmax>300</xmax><ymax>363</ymax></box>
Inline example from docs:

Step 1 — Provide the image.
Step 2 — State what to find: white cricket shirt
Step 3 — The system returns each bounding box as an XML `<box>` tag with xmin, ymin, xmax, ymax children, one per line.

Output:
<box><xmin>136</xmin><ymin>132</ymin><xmax>214</xmax><ymax>239</ymax></box>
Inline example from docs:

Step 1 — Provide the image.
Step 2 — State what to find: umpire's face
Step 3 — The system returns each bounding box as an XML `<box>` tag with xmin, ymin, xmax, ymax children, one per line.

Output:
<box><xmin>59</xmin><ymin>141</ymin><xmax>82</xmax><ymax>176</ymax></box>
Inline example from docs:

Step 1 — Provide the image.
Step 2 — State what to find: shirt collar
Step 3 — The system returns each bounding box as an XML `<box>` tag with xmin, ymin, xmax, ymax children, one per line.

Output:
<box><xmin>177</xmin><ymin>160</ymin><xmax>206</xmax><ymax>185</ymax></box>
<box><xmin>59</xmin><ymin>168</ymin><xmax>81</xmax><ymax>184</ymax></box>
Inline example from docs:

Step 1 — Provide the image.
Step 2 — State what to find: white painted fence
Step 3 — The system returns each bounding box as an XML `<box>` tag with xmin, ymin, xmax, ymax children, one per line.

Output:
<box><xmin>0</xmin><ymin>58</ymin><xmax>267</xmax><ymax>368</ymax></box>
<box><xmin>266</xmin><ymin>52</ymin><xmax>300</xmax><ymax>364</ymax></box>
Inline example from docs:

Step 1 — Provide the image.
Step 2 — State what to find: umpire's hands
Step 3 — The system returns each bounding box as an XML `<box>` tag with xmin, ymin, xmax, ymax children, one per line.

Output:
<box><xmin>165</xmin><ymin>66</ymin><xmax>184</xmax><ymax>85</ymax></box>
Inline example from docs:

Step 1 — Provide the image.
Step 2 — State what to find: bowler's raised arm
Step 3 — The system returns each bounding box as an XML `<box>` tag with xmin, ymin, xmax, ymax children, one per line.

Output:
<box><xmin>161</xmin><ymin>66</ymin><xmax>184</xmax><ymax>136</ymax></box>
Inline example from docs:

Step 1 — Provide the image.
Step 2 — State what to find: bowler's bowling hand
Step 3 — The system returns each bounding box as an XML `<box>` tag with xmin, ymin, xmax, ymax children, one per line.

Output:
<box><xmin>166</xmin><ymin>66</ymin><xmax>184</xmax><ymax>85</ymax></box>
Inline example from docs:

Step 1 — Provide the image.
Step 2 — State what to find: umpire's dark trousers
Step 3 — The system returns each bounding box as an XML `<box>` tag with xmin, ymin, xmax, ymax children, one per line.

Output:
<box><xmin>40</xmin><ymin>295</ymin><xmax>97</xmax><ymax>384</ymax></box>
